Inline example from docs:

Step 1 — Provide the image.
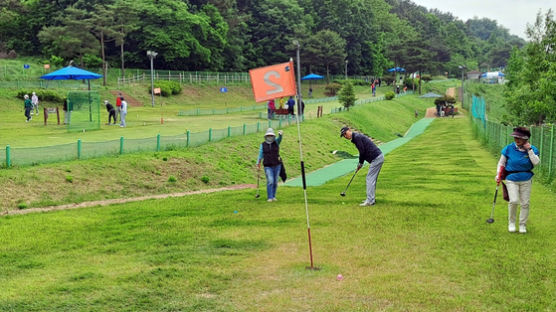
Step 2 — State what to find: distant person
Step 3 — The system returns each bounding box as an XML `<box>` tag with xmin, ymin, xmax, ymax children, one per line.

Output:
<box><xmin>287</xmin><ymin>96</ymin><xmax>295</xmax><ymax>115</ymax></box>
<box><xmin>31</xmin><ymin>92</ymin><xmax>39</xmax><ymax>115</ymax></box>
<box><xmin>256</xmin><ymin>128</ymin><xmax>284</xmax><ymax>202</ymax></box>
<box><xmin>267</xmin><ymin>99</ymin><xmax>275</xmax><ymax>119</ymax></box>
<box><xmin>308</xmin><ymin>87</ymin><xmax>313</xmax><ymax>98</ymax></box>
<box><xmin>63</xmin><ymin>99</ymin><xmax>70</xmax><ymax>124</ymax></box>
<box><xmin>23</xmin><ymin>94</ymin><xmax>32</xmax><ymax>122</ymax></box>
<box><xmin>119</xmin><ymin>97</ymin><xmax>127</xmax><ymax>127</ymax></box>
<box><xmin>116</xmin><ymin>92</ymin><xmax>122</xmax><ymax>122</ymax></box>
<box><xmin>105</xmin><ymin>100</ymin><xmax>116</xmax><ymax>125</ymax></box>
<box><xmin>278</xmin><ymin>97</ymin><xmax>285</xmax><ymax>110</ymax></box>
<box><xmin>300</xmin><ymin>99</ymin><xmax>305</xmax><ymax>116</ymax></box>
<box><xmin>396</xmin><ymin>85</ymin><xmax>400</xmax><ymax>94</ymax></box>
<box><xmin>403</xmin><ymin>86</ymin><xmax>408</xmax><ymax>93</ymax></box>
<box><xmin>340</xmin><ymin>127</ymin><xmax>384</xmax><ymax>206</ymax></box>
<box><xmin>371</xmin><ymin>82</ymin><xmax>376</xmax><ymax>97</ymax></box>
<box><xmin>378</xmin><ymin>78</ymin><xmax>382</xmax><ymax>87</ymax></box>
<box><xmin>415</xmin><ymin>110</ymin><xmax>419</xmax><ymax>118</ymax></box>
<box><xmin>495</xmin><ymin>127</ymin><xmax>540</xmax><ymax>234</ymax></box>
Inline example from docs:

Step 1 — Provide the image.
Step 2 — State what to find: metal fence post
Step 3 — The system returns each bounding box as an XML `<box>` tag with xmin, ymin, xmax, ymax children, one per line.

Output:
<box><xmin>186</xmin><ymin>130</ymin><xmax>190</xmax><ymax>147</ymax></box>
<box><xmin>257</xmin><ymin>122</ymin><xmax>260</xmax><ymax>132</ymax></box>
<box><xmin>156</xmin><ymin>134</ymin><xmax>161</xmax><ymax>152</ymax></box>
<box><xmin>549</xmin><ymin>125</ymin><xmax>554</xmax><ymax>178</ymax></box>
<box><xmin>120</xmin><ymin>136</ymin><xmax>124</xmax><ymax>155</ymax></box>
<box><xmin>6</xmin><ymin>145</ymin><xmax>10</xmax><ymax>168</ymax></box>
<box><xmin>540</xmin><ymin>126</ymin><xmax>544</xmax><ymax>165</ymax></box>
<box><xmin>77</xmin><ymin>139</ymin><xmax>82</xmax><ymax>159</ymax></box>
<box><xmin>243</xmin><ymin>124</ymin><xmax>246</xmax><ymax>135</ymax></box>
<box><xmin>209</xmin><ymin>128</ymin><xmax>212</xmax><ymax>142</ymax></box>
<box><xmin>227</xmin><ymin>126</ymin><xmax>231</xmax><ymax>137</ymax></box>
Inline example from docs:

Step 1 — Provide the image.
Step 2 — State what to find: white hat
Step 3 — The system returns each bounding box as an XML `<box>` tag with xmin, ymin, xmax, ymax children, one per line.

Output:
<box><xmin>104</xmin><ymin>100</ymin><xmax>109</xmax><ymax>104</ymax></box>
<box><xmin>32</xmin><ymin>92</ymin><xmax>36</xmax><ymax>95</ymax></box>
<box><xmin>265</xmin><ymin>128</ymin><xmax>276</xmax><ymax>136</ymax></box>
<box><xmin>24</xmin><ymin>94</ymin><xmax>29</xmax><ymax>99</ymax></box>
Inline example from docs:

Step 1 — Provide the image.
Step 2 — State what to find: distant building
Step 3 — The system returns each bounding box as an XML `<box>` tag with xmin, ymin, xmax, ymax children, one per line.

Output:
<box><xmin>466</xmin><ymin>70</ymin><xmax>482</xmax><ymax>80</ymax></box>
<box><xmin>480</xmin><ymin>71</ymin><xmax>505</xmax><ymax>84</ymax></box>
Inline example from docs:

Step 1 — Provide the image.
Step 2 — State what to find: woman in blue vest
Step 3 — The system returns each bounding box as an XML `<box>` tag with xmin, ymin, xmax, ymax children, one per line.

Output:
<box><xmin>257</xmin><ymin>128</ymin><xmax>283</xmax><ymax>202</ymax></box>
<box><xmin>495</xmin><ymin>127</ymin><xmax>540</xmax><ymax>234</ymax></box>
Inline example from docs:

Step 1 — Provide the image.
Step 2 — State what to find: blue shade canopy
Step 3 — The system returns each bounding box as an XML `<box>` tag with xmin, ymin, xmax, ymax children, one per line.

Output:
<box><xmin>387</xmin><ymin>67</ymin><xmax>405</xmax><ymax>73</ymax></box>
<box><xmin>480</xmin><ymin>71</ymin><xmax>505</xmax><ymax>78</ymax></box>
<box><xmin>301</xmin><ymin>73</ymin><xmax>324</xmax><ymax>80</ymax></box>
<box><xmin>40</xmin><ymin>66</ymin><xmax>102</xmax><ymax>80</ymax></box>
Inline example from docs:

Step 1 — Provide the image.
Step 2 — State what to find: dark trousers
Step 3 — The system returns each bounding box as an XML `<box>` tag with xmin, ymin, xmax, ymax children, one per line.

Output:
<box><xmin>108</xmin><ymin>110</ymin><xmax>116</xmax><ymax>124</ymax></box>
<box><xmin>25</xmin><ymin>107</ymin><xmax>32</xmax><ymax>121</ymax></box>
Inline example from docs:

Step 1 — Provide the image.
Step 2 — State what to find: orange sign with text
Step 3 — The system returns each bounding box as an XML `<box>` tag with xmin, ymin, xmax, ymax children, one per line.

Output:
<box><xmin>249</xmin><ymin>61</ymin><xmax>297</xmax><ymax>103</ymax></box>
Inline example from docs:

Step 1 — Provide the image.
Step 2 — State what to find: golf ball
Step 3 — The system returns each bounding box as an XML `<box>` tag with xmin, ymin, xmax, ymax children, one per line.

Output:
<box><xmin>336</xmin><ymin>274</ymin><xmax>343</xmax><ymax>281</ymax></box>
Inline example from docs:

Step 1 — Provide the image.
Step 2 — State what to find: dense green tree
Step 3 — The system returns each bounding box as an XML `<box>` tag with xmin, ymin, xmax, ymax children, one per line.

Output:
<box><xmin>302</xmin><ymin>30</ymin><xmax>346</xmax><ymax>82</ymax></box>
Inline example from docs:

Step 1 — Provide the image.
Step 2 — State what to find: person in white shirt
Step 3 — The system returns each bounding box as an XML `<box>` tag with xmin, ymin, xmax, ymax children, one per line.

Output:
<box><xmin>119</xmin><ymin>97</ymin><xmax>128</xmax><ymax>127</ymax></box>
<box><xmin>31</xmin><ymin>92</ymin><xmax>39</xmax><ymax>115</ymax></box>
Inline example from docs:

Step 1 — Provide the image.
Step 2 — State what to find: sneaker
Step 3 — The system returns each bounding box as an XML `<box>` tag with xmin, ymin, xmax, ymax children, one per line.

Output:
<box><xmin>359</xmin><ymin>201</ymin><xmax>375</xmax><ymax>207</ymax></box>
<box><xmin>508</xmin><ymin>223</ymin><xmax>516</xmax><ymax>233</ymax></box>
<box><xmin>272</xmin><ymin>198</ymin><xmax>278</xmax><ymax>202</ymax></box>
<box><xmin>519</xmin><ymin>225</ymin><xmax>527</xmax><ymax>234</ymax></box>
<box><xmin>267</xmin><ymin>199</ymin><xmax>273</xmax><ymax>202</ymax></box>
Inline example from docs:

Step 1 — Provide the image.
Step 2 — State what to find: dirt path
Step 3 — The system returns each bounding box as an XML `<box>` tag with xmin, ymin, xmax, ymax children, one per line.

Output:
<box><xmin>446</xmin><ymin>87</ymin><xmax>456</xmax><ymax>97</ymax></box>
<box><xmin>425</xmin><ymin>107</ymin><xmax>437</xmax><ymax>118</ymax></box>
<box><xmin>2</xmin><ymin>184</ymin><xmax>255</xmax><ymax>217</ymax></box>
<box><xmin>109</xmin><ymin>90</ymin><xmax>143</xmax><ymax>107</ymax></box>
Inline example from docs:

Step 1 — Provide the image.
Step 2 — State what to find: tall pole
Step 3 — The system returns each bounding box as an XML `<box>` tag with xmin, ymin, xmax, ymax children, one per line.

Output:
<box><xmin>293</xmin><ymin>41</ymin><xmax>317</xmax><ymax>270</ymax></box>
<box><xmin>459</xmin><ymin>65</ymin><xmax>466</xmax><ymax>109</ymax></box>
<box><xmin>147</xmin><ymin>50</ymin><xmax>158</xmax><ymax>108</ymax></box>
<box><xmin>344</xmin><ymin>60</ymin><xmax>348</xmax><ymax>80</ymax></box>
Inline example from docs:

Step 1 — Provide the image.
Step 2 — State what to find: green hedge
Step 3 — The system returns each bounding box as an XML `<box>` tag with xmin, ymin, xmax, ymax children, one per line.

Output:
<box><xmin>149</xmin><ymin>80</ymin><xmax>182</xmax><ymax>97</ymax></box>
<box><xmin>16</xmin><ymin>90</ymin><xmax>64</xmax><ymax>102</ymax></box>
<box><xmin>385</xmin><ymin>91</ymin><xmax>395</xmax><ymax>100</ymax></box>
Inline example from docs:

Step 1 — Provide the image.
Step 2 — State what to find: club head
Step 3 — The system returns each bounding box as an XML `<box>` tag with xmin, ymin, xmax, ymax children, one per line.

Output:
<box><xmin>486</xmin><ymin>218</ymin><xmax>495</xmax><ymax>224</ymax></box>
<box><xmin>340</xmin><ymin>192</ymin><xmax>346</xmax><ymax>197</ymax></box>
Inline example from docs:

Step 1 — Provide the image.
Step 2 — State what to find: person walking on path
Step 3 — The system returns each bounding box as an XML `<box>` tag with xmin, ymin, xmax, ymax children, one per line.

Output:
<box><xmin>495</xmin><ymin>127</ymin><xmax>540</xmax><ymax>234</ymax></box>
<box><xmin>116</xmin><ymin>92</ymin><xmax>122</xmax><ymax>122</ymax></box>
<box><xmin>23</xmin><ymin>94</ymin><xmax>33</xmax><ymax>122</ymax></box>
<box><xmin>119</xmin><ymin>97</ymin><xmax>128</xmax><ymax>127</ymax></box>
<box><xmin>340</xmin><ymin>127</ymin><xmax>384</xmax><ymax>206</ymax></box>
<box><xmin>105</xmin><ymin>100</ymin><xmax>117</xmax><ymax>125</ymax></box>
<box><xmin>256</xmin><ymin>128</ymin><xmax>284</xmax><ymax>202</ymax></box>
<box><xmin>287</xmin><ymin>96</ymin><xmax>295</xmax><ymax>115</ymax></box>
<box><xmin>31</xmin><ymin>92</ymin><xmax>39</xmax><ymax>115</ymax></box>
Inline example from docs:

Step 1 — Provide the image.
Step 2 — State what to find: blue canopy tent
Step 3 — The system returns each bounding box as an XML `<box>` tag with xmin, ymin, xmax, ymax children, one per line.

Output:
<box><xmin>40</xmin><ymin>66</ymin><xmax>103</xmax><ymax>129</ymax></box>
<box><xmin>301</xmin><ymin>73</ymin><xmax>324</xmax><ymax>96</ymax></box>
<box><xmin>387</xmin><ymin>67</ymin><xmax>405</xmax><ymax>73</ymax></box>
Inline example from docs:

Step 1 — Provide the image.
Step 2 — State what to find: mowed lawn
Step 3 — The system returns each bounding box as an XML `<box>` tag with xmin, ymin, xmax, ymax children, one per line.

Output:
<box><xmin>1</xmin><ymin>117</ymin><xmax>555</xmax><ymax>311</ymax></box>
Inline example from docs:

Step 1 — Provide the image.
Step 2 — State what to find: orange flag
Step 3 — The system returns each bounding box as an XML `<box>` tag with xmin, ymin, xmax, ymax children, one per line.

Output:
<box><xmin>249</xmin><ymin>61</ymin><xmax>297</xmax><ymax>103</ymax></box>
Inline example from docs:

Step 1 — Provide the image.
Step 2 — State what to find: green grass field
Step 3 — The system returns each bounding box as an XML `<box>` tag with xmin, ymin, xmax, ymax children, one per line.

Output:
<box><xmin>1</xmin><ymin>117</ymin><xmax>554</xmax><ymax>311</ymax></box>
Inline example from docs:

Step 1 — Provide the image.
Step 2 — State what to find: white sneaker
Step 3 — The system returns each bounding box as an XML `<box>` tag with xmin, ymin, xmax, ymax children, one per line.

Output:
<box><xmin>267</xmin><ymin>199</ymin><xmax>273</xmax><ymax>202</ymax></box>
<box><xmin>519</xmin><ymin>225</ymin><xmax>527</xmax><ymax>234</ymax></box>
<box><xmin>359</xmin><ymin>201</ymin><xmax>374</xmax><ymax>207</ymax></box>
<box><xmin>272</xmin><ymin>198</ymin><xmax>277</xmax><ymax>202</ymax></box>
<box><xmin>508</xmin><ymin>223</ymin><xmax>516</xmax><ymax>233</ymax></box>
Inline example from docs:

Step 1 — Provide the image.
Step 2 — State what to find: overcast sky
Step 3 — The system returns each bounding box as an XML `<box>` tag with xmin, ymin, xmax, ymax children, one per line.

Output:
<box><xmin>411</xmin><ymin>0</ymin><xmax>555</xmax><ymax>39</ymax></box>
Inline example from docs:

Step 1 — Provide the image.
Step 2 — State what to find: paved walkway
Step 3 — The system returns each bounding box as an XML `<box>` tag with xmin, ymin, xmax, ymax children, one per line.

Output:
<box><xmin>284</xmin><ymin>117</ymin><xmax>435</xmax><ymax>187</ymax></box>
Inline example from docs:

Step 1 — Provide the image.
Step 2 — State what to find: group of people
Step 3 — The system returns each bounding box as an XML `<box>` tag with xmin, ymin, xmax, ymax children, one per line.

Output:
<box><xmin>104</xmin><ymin>93</ymin><xmax>128</xmax><ymax>127</ymax></box>
<box><xmin>256</xmin><ymin>126</ymin><xmax>384</xmax><ymax>206</ymax></box>
<box><xmin>267</xmin><ymin>96</ymin><xmax>304</xmax><ymax>119</ymax></box>
<box><xmin>23</xmin><ymin>92</ymin><xmax>39</xmax><ymax>122</ymax></box>
<box><xmin>256</xmin><ymin>124</ymin><xmax>540</xmax><ymax>235</ymax></box>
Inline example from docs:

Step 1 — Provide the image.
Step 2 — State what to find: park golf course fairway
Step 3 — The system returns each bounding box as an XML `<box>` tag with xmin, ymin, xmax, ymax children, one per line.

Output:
<box><xmin>1</xmin><ymin>117</ymin><xmax>555</xmax><ymax>311</ymax></box>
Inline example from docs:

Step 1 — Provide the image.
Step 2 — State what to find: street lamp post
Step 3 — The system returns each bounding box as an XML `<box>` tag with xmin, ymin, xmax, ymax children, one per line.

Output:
<box><xmin>458</xmin><ymin>65</ymin><xmax>466</xmax><ymax>109</ymax></box>
<box><xmin>147</xmin><ymin>50</ymin><xmax>158</xmax><ymax>108</ymax></box>
<box><xmin>344</xmin><ymin>60</ymin><xmax>348</xmax><ymax>80</ymax></box>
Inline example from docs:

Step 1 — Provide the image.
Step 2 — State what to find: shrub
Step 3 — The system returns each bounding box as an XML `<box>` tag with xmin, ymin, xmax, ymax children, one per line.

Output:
<box><xmin>421</xmin><ymin>75</ymin><xmax>432</xmax><ymax>82</ymax></box>
<box><xmin>49</xmin><ymin>55</ymin><xmax>64</xmax><ymax>67</ymax></box>
<box><xmin>338</xmin><ymin>81</ymin><xmax>356</xmax><ymax>110</ymax></box>
<box><xmin>17</xmin><ymin>202</ymin><xmax>27</xmax><ymax>209</ymax></box>
<box><xmin>16</xmin><ymin>90</ymin><xmax>64</xmax><ymax>102</ymax></box>
<box><xmin>434</xmin><ymin>96</ymin><xmax>457</xmax><ymax>105</ymax></box>
<box><xmin>149</xmin><ymin>80</ymin><xmax>182</xmax><ymax>97</ymax></box>
<box><xmin>65</xmin><ymin>175</ymin><xmax>73</xmax><ymax>183</ymax></box>
<box><xmin>168</xmin><ymin>175</ymin><xmax>177</xmax><ymax>182</ymax></box>
<box><xmin>385</xmin><ymin>91</ymin><xmax>395</xmax><ymax>100</ymax></box>
<box><xmin>201</xmin><ymin>175</ymin><xmax>210</xmax><ymax>184</ymax></box>
<box><xmin>324</xmin><ymin>83</ymin><xmax>342</xmax><ymax>96</ymax></box>
<box><xmin>82</xmin><ymin>54</ymin><xmax>103</xmax><ymax>68</ymax></box>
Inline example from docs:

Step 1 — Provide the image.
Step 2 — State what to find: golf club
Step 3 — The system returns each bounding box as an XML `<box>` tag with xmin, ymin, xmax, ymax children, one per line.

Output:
<box><xmin>255</xmin><ymin>167</ymin><xmax>260</xmax><ymax>198</ymax></box>
<box><xmin>340</xmin><ymin>167</ymin><xmax>360</xmax><ymax>197</ymax></box>
<box><xmin>487</xmin><ymin>182</ymin><xmax>500</xmax><ymax>224</ymax></box>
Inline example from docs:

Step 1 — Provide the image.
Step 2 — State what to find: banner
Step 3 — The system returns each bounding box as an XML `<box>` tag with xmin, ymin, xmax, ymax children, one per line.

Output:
<box><xmin>249</xmin><ymin>61</ymin><xmax>297</xmax><ymax>103</ymax></box>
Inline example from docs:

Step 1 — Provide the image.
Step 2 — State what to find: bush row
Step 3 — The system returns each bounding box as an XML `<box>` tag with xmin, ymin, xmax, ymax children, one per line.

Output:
<box><xmin>148</xmin><ymin>80</ymin><xmax>182</xmax><ymax>97</ymax></box>
<box><xmin>16</xmin><ymin>90</ymin><xmax>64</xmax><ymax>102</ymax></box>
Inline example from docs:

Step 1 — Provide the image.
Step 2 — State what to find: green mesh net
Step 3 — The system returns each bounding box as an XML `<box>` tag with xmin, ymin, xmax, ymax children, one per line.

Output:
<box><xmin>66</xmin><ymin>91</ymin><xmax>101</xmax><ymax>132</ymax></box>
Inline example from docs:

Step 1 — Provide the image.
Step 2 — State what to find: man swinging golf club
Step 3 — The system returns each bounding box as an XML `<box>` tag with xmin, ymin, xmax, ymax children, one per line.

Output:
<box><xmin>340</xmin><ymin>126</ymin><xmax>384</xmax><ymax>206</ymax></box>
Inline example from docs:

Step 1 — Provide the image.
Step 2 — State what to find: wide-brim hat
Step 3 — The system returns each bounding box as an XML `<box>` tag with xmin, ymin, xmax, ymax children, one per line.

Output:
<box><xmin>510</xmin><ymin>127</ymin><xmax>530</xmax><ymax>139</ymax></box>
<box><xmin>265</xmin><ymin>128</ymin><xmax>276</xmax><ymax>136</ymax></box>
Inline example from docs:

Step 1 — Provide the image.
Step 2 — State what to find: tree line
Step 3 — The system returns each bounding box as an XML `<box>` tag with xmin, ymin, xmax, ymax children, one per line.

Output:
<box><xmin>0</xmin><ymin>0</ymin><xmax>524</xmax><ymax>80</ymax></box>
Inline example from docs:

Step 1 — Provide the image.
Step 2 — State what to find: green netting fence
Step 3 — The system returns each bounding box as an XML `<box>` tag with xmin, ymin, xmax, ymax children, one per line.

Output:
<box><xmin>67</xmin><ymin>91</ymin><xmax>101</xmax><ymax>132</ymax></box>
<box><xmin>470</xmin><ymin>95</ymin><xmax>555</xmax><ymax>184</ymax></box>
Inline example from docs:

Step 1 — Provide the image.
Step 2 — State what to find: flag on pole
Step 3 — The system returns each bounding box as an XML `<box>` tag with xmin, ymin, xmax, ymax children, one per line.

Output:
<box><xmin>249</xmin><ymin>61</ymin><xmax>297</xmax><ymax>102</ymax></box>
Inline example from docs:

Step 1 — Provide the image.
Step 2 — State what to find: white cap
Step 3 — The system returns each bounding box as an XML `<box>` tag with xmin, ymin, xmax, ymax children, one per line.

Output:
<box><xmin>104</xmin><ymin>100</ymin><xmax>109</xmax><ymax>104</ymax></box>
<box><xmin>265</xmin><ymin>128</ymin><xmax>275</xmax><ymax>136</ymax></box>
<box><xmin>24</xmin><ymin>94</ymin><xmax>29</xmax><ymax>99</ymax></box>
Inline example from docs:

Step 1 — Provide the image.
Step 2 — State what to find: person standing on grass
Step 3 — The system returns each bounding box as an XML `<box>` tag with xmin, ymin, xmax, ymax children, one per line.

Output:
<box><xmin>256</xmin><ymin>128</ymin><xmax>283</xmax><ymax>202</ymax></box>
<box><xmin>267</xmin><ymin>99</ymin><xmax>276</xmax><ymax>119</ymax></box>
<box><xmin>31</xmin><ymin>92</ymin><xmax>39</xmax><ymax>115</ymax></box>
<box><xmin>340</xmin><ymin>126</ymin><xmax>384</xmax><ymax>206</ymax></box>
<box><xmin>116</xmin><ymin>92</ymin><xmax>122</xmax><ymax>122</ymax></box>
<box><xmin>495</xmin><ymin>127</ymin><xmax>540</xmax><ymax>234</ymax></box>
<box><xmin>119</xmin><ymin>97</ymin><xmax>127</xmax><ymax>127</ymax></box>
<box><xmin>105</xmin><ymin>100</ymin><xmax>116</xmax><ymax>125</ymax></box>
<box><xmin>287</xmin><ymin>96</ymin><xmax>295</xmax><ymax>115</ymax></box>
<box><xmin>23</xmin><ymin>94</ymin><xmax>33</xmax><ymax>122</ymax></box>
